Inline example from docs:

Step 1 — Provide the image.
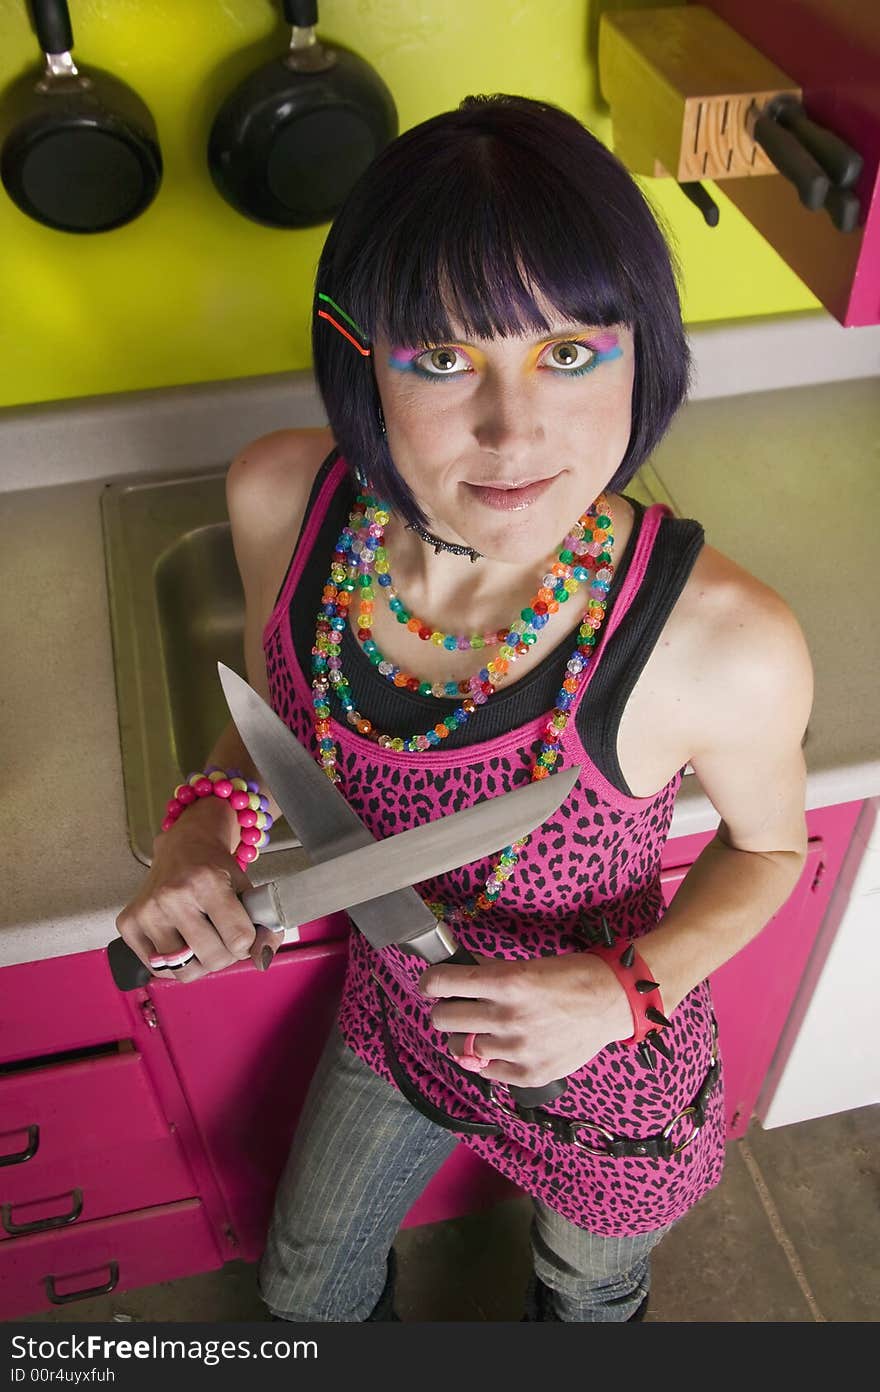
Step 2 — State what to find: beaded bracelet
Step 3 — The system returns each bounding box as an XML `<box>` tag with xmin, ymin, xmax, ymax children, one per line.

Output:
<box><xmin>162</xmin><ymin>766</ymin><xmax>274</xmax><ymax>872</ymax></box>
<box><xmin>588</xmin><ymin>941</ymin><xmax>674</xmax><ymax>1071</ymax></box>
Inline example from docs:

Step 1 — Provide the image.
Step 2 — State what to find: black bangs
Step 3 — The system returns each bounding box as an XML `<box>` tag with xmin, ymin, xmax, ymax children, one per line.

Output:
<box><xmin>353</xmin><ymin>129</ymin><xmax>633</xmax><ymax>348</ymax></box>
<box><xmin>313</xmin><ymin>95</ymin><xmax>691</xmax><ymax>530</ymax></box>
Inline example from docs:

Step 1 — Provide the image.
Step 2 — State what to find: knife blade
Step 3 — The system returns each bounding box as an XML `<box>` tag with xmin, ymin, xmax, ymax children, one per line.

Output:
<box><xmin>218</xmin><ymin>663</ymin><xmax>578</xmax><ymax>960</ymax></box>
<box><xmin>220</xmin><ymin>664</ymin><xmax>575</xmax><ymax>1108</ymax></box>
<box><xmin>105</xmin><ymin>759</ymin><xmax>574</xmax><ymax>983</ymax></box>
<box><xmin>106</xmin><ymin>669</ymin><xmax>578</xmax><ymax>989</ymax></box>
<box><xmin>240</xmin><ymin>769</ymin><xmax>578</xmax><ymax>942</ymax></box>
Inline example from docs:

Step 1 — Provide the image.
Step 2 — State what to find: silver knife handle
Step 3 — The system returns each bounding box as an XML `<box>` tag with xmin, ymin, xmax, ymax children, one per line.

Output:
<box><xmin>399</xmin><ymin>932</ymin><xmax>569</xmax><ymax>1108</ymax></box>
<box><xmin>106</xmin><ymin>883</ymin><xmax>298</xmax><ymax>991</ymax></box>
<box><xmin>395</xmin><ymin>917</ymin><xmax>461</xmax><ymax>964</ymax></box>
<box><xmin>241</xmin><ymin>882</ymin><xmax>299</xmax><ymax>939</ymax></box>
<box><xmin>240</xmin><ymin>884</ymin><xmax>459</xmax><ymax>956</ymax></box>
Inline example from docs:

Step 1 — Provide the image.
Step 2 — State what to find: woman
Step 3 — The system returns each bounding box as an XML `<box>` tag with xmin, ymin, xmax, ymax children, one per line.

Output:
<box><xmin>116</xmin><ymin>95</ymin><xmax>812</xmax><ymax>1322</ymax></box>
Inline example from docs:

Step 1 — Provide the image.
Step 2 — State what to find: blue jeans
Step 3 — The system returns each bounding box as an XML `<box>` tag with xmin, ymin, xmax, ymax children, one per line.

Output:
<box><xmin>258</xmin><ymin>1021</ymin><xmax>672</xmax><ymax>1322</ymax></box>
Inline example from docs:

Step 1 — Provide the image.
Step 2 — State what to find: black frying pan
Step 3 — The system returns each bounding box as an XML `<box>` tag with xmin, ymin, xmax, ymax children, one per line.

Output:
<box><xmin>208</xmin><ymin>0</ymin><xmax>397</xmax><ymax>228</ymax></box>
<box><xmin>0</xmin><ymin>0</ymin><xmax>162</xmax><ymax>233</ymax></box>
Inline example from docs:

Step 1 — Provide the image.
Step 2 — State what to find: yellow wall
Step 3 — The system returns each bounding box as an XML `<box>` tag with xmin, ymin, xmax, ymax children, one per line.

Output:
<box><xmin>0</xmin><ymin>0</ymin><xmax>819</xmax><ymax>409</ymax></box>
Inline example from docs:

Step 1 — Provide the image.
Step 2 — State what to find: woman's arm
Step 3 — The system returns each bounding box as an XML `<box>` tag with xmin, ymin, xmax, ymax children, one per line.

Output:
<box><xmin>637</xmin><ymin>577</ymin><xmax>814</xmax><ymax>1013</ymax></box>
<box><xmin>115</xmin><ymin>429</ymin><xmax>331</xmax><ymax>984</ymax></box>
<box><xmin>171</xmin><ymin>438</ymin><xmax>315</xmax><ymax>853</ymax></box>
<box><xmin>205</xmin><ymin>427</ymin><xmax>334</xmax><ymax>834</ymax></box>
<box><xmin>422</xmin><ymin>574</ymin><xmax>815</xmax><ymax>1087</ymax></box>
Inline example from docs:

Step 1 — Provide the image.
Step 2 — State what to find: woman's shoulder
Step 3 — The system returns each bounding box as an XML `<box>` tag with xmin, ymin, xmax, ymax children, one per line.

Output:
<box><xmin>226</xmin><ymin>426</ymin><xmax>336</xmax><ymax>526</ymax></box>
<box><xmin>683</xmin><ymin>541</ymin><xmax>796</xmax><ymax>630</ymax></box>
<box><xmin>225</xmin><ymin>426</ymin><xmax>335</xmax><ymax>604</ymax></box>
<box><xmin>677</xmin><ymin>541</ymin><xmax>812</xmax><ymax>725</ymax></box>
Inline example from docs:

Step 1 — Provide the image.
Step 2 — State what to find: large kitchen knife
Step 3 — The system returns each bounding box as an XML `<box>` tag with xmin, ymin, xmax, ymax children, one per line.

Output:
<box><xmin>217</xmin><ymin>663</ymin><xmax>573</xmax><ymax>1108</ymax></box>
<box><xmin>107</xmin><ymin>661</ymin><xmax>576</xmax><ymax>984</ymax></box>
<box><xmin>106</xmin><ymin>761</ymin><xmax>575</xmax><ymax>980</ymax></box>
<box><xmin>217</xmin><ymin>665</ymin><xmax>576</xmax><ymax>956</ymax></box>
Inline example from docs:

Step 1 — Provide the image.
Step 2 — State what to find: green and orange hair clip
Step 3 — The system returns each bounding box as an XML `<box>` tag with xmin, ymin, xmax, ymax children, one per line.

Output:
<box><xmin>316</xmin><ymin>292</ymin><xmax>371</xmax><ymax>356</ymax></box>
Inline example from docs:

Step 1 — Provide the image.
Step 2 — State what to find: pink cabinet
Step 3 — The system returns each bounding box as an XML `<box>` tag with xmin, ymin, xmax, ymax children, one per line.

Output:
<box><xmin>660</xmin><ymin>800</ymin><xmax>864</xmax><ymax>1136</ymax></box>
<box><xmin>143</xmin><ymin>935</ymin><xmax>349</xmax><ymax>1262</ymax></box>
<box><xmin>143</xmin><ymin>924</ymin><xmax>515</xmax><ymax>1260</ymax></box>
<box><xmin>0</xmin><ymin>1052</ymin><xmax>196</xmax><ymax>1240</ymax></box>
<box><xmin>0</xmin><ymin>797</ymin><xmax>864</xmax><ymax>1315</ymax></box>
<box><xmin>0</xmin><ymin>1200</ymin><xmax>221</xmax><ymax>1321</ymax></box>
<box><xmin>0</xmin><ymin>951</ymin><xmax>216</xmax><ymax>1317</ymax></box>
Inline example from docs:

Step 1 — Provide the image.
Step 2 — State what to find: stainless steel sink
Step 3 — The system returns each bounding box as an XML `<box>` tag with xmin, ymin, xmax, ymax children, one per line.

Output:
<box><xmin>101</xmin><ymin>461</ymin><xmax>708</xmax><ymax>869</ymax></box>
<box><xmin>101</xmin><ymin>470</ymin><xmax>300</xmax><ymax>866</ymax></box>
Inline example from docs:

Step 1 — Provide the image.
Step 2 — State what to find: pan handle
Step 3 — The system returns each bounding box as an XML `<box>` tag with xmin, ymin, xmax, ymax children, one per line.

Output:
<box><xmin>30</xmin><ymin>0</ymin><xmax>74</xmax><ymax>56</ymax></box>
<box><xmin>283</xmin><ymin>0</ymin><xmax>319</xmax><ymax>28</ymax></box>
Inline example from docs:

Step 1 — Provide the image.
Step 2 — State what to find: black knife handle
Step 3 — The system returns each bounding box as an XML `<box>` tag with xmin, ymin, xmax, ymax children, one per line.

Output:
<box><xmin>443</xmin><ymin>944</ymin><xmax>567</xmax><ymax>1107</ymax></box>
<box><xmin>825</xmin><ymin>186</ymin><xmax>862</xmax><ymax>234</ymax></box>
<box><xmin>106</xmin><ymin>877</ymin><xmax>275</xmax><ymax>989</ymax></box>
<box><xmin>753</xmin><ymin>113</ymin><xmax>830</xmax><ymax>211</ymax></box>
<box><xmin>771</xmin><ymin>99</ymin><xmax>863</xmax><ymax>190</ymax></box>
<box><xmin>678</xmin><ymin>181</ymin><xmax>720</xmax><ymax>228</ymax></box>
<box><xmin>107</xmin><ymin>937</ymin><xmax>154</xmax><ymax>990</ymax></box>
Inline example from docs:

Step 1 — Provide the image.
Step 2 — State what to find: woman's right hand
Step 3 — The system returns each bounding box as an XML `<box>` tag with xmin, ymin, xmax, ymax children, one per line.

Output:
<box><xmin>114</xmin><ymin>797</ymin><xmax>284</xmax><ymax>983</ymax></box>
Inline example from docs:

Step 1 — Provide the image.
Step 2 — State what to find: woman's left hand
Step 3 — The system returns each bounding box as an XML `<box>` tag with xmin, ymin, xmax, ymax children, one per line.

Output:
<box><xmin>418</xmin><ymin>952</ymin><xmax>633</xmax><ymax>1087</ymax></box>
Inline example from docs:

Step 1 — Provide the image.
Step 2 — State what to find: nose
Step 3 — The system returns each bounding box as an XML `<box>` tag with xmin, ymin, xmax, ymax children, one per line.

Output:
<box><xmin>471</xmin><ymin>374</ymin><xmax>544</xmax><ymax>460</ymax></box>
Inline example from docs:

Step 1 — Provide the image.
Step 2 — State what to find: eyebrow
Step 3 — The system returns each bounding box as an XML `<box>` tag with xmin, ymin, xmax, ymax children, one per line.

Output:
<box><xmin>416</xmin><ymin>326</ymin><xmax>618</xmax><ymax>346</ymax></box>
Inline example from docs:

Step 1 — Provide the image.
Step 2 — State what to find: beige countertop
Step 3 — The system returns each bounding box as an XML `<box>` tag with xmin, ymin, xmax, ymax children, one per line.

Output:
<box><xmin>1</xmin><ymin>366</ymin><xmax>878</xmax><ymax>969</ymax></box>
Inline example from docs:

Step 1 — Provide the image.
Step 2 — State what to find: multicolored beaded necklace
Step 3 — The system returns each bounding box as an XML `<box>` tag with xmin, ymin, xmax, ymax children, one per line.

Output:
<box><xmin>310</xmin><ymin>489</ymin><xmax>616</xmax><ymax>924</ymax></box>
<box><xmin>369</xmin><ymin>500</ymin><xmax>613</xmax><ymax>663</ymax></box>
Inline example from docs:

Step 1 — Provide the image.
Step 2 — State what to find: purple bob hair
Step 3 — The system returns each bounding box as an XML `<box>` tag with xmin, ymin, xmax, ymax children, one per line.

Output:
<box><xmin>312</xmin><ymin>94</ymin><xmax>692</xmax><ymax>530</ymax></box>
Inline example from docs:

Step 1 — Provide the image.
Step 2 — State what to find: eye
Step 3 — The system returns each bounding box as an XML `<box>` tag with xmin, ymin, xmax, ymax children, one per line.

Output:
<box><xmin>541</xmin><ymin>340</ymin><xmax>598</xmax><ymax>372</ymax></box>
<box><xmin>414</xmin><ymin>346</ymin><xmax>472</xmax><ymax>376</ymax></box>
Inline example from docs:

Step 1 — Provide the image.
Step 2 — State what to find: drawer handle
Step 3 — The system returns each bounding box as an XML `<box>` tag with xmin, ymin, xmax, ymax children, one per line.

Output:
<box><xmin>45</xmin><ymin>1261</ymin><xmax>119</xmax><ymax>1306</ymax></box>
<box><xmin>0</xmin><ymin>1125</ymin><xmax>40</xmax><ymax>1167</ymax></box>
<box><xmin>2</xmin><ymin>1187</ymin><xmax>84</xmax><ymax>1235</ymax></box>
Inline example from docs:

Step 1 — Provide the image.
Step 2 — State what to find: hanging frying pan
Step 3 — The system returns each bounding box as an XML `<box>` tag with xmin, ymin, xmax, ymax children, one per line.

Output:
<box><xmin>208</xmin><ymin>0</ymin><xmax>397</xmax><ymax>228</ymax></box>
<box><xmin>0</xmin><ymin>0</ymin><xmax>162</xmax><ymax>233</ymax></box>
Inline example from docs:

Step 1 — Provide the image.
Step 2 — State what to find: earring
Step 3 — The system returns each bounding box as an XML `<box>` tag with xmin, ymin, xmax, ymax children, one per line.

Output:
<box><xmin>377</xmin><ymin>401</ymin><xmax>387</xmax><ymax>438</ymax></box>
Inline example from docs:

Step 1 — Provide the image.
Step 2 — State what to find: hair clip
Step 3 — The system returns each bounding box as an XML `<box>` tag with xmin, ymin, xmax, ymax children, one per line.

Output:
<box><xmin>316</xmin><ymin>292</ymin><xmax>371</xmax><ymax>356</ymax></box>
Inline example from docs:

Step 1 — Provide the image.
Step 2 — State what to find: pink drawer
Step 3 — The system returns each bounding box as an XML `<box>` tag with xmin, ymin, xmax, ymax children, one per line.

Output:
<box><xmin>0</xmin><ymin>1198</ymin><xmax>221</xmax><ymax>1319</ymax></box>
<box><xmin>0</xmin><ymin>950</ymin><xmax>133</xmax><ymax>1065</ymax></box>
<box><xmin>0</xmin><ymin>1051</ymin><xmax>195</xmax><ymax>1240</ymax></box>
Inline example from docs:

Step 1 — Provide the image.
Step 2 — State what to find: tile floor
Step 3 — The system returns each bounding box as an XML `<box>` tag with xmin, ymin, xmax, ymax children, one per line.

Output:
<box><xmin>21</xmin><ymin>1105</ymin><xmax>878</xmax><ymax>1324</ymax></box>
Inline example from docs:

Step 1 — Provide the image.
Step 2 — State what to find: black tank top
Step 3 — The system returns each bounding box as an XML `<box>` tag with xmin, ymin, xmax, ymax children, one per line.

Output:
<box><xmin>279</xmin><ymin>451</ymin><xmax>704</xmax><ymax>797</ymax></box>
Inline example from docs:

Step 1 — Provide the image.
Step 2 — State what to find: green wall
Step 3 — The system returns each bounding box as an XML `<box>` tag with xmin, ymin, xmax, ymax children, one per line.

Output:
<box><xmin>0</xmin><ymin>0</ymin><xmax>819</xmax><ymax>409</ymax></box>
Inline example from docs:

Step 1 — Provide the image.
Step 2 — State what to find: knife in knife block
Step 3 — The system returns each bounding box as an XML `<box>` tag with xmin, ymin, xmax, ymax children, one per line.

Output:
<box><xmin>599</xmin><ymin>5</ymin><xmax>802</xmax><ymax>183</ymax></box>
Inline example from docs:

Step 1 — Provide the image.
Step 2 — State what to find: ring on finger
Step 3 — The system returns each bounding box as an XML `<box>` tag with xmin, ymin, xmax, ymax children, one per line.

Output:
<box><xmin>458</xmin><ymin>1031</ymin><xmax>490</xmax><ymax>1072</ymax></box>
<box><xmin>148</xmin><ymin>947</ymin><xmax>195</xmax><ymax>970</ymax></box>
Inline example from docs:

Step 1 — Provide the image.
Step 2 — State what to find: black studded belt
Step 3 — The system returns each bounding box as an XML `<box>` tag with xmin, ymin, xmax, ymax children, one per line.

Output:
<box><xmin>376</xmin><ymin>982</ymin><xmax>720</xmax><ymax>1162</ymax></box>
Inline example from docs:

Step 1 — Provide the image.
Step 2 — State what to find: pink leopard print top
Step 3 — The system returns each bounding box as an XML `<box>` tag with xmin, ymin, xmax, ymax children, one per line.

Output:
<box><xmin>263</xmin><ymin>456</ymin><xmax>726</xmax><ymax>1236</ymax></box>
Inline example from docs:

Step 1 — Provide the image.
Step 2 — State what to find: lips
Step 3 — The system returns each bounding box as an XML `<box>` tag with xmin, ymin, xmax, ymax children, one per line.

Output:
<box><xmin>473</xmin><ymin>477</ymin><xmax>551</xmax><ymax>489</ymax></box>
<box><xmin>464</xmin><ymin>474</ymin><xmax>559</xmax><ymax>512</ymax></box>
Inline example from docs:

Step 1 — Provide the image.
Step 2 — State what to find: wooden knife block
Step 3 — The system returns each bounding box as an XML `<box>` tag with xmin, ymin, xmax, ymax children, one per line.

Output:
<box><xmin>599</xmin><ymin>4</ymin><xmax>801</xmax><ymax>180</ymax></box>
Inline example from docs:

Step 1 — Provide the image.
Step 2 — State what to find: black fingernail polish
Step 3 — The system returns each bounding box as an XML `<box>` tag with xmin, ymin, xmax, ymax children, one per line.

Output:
<box><xmin>261</xmin><ymin>945</ymin><xmax>274</xmax><ymax>971</ymax></box>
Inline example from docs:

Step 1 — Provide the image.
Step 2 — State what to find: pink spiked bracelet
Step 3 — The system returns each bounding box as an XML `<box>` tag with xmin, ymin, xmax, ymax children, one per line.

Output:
<box><xmin>161</xmin><ymin>766</ymin><xmax>274</xmax><ymax>873</ymax></box>
<box><xmin>588</xmin><ymin>941</ymin><xmax>674</xmax><ymax>1070</ymax></box>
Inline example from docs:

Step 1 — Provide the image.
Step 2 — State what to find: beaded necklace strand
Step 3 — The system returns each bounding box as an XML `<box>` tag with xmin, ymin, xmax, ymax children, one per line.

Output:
<box><xmin>310</xmin><ymin>491</ymin><xmax>616</xmax><ymax>925</ymax></box>
<box><xmin>370</xmin><ymin>501</ymin><xmax>613</xmax><ymax>663</ymax></box>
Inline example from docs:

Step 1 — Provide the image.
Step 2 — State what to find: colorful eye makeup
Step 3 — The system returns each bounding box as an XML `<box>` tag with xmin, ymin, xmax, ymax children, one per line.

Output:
<box><xmin>388</xmin><ymin>331</ymin><xmax>622</xmax><ymax>381</ymax></box>
<box><xmin>589</xmin><ymin>332</ymin><xmax>623</xmax><ymax>359</ymax></box>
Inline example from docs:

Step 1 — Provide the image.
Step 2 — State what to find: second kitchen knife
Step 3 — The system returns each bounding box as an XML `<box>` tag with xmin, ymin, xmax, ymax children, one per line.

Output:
<box><xmin>219</xmin><ymin>663</ymin><xmax>575</xmax><ymax>1107</ymax></box>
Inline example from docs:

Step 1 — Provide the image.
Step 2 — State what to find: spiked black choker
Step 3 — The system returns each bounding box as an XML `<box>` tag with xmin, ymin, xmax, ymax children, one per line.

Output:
<box><xmin>404</xmin><ymin>519</ymin><xmax>483</xmax><ymax>563</ymax></box>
